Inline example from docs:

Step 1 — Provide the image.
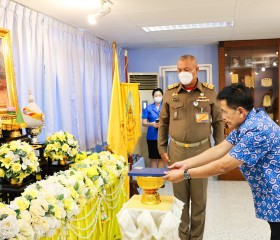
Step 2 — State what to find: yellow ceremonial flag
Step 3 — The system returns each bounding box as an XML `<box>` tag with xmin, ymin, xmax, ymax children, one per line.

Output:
<box><xmin>107</xmin><ymin>43</ymin><xmax>129</xmax><ymax>198</ymax></box>
<box><xmin>107</xmin><ymin>45</ymin><xmax>127</xmax><ymax>158</ymax></box>
<box><xmin>120</xmin><ymin>83</ymin><xmax>141</xmax><ymax>154</ymax></box>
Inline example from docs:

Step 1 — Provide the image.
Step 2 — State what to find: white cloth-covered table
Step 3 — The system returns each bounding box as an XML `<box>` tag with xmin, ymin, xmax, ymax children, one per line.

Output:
<box><xmin>117</xmin><ymin>195</ymin><xmax>184</xmax><ymax>240</ymax></box>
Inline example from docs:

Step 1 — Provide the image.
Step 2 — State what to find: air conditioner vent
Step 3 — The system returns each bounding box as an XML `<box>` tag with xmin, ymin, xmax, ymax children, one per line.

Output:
<box><xmin>129</xmin><ymin>73</ymin><xmax>158</xmax><ymax>90</ymax></box>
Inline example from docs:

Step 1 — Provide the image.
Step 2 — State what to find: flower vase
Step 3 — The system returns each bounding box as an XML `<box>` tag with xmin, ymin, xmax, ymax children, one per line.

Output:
<box><xmin>10</xmin><ymin>178</ymin><xmax>23</xmax><ymax>186</ymax></box>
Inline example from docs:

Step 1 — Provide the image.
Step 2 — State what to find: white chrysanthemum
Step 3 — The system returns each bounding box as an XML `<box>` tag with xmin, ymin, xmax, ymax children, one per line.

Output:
<box><xmin>97</xmin><ymin>177</ymin><xmax>104</xmax><ymax>187</ymax></box>
<box><xmin>6</xmin><ymin>151</ymin><xmax>20</xmax><ymax>163</ymax></box>
<box><xmin>17</xmin><ymin>218</ymin><xmax>35</xmax><ymax>239</ymax></box>
<box><xmin>30</xmin><ymin>199</ymin><xmax>47</xmax><ymax>217</ymax></box>
<box><xmin>46</xmin><ymin>217</ymin><xmax>61</xmax><ymax>237</ymax></box>
<box><xmin>33</xmin><ymin>179</ymin><xmax>71</xmax><ymax>200</ymax></box>
<box><xmin>0</xmin><ymin>215</ymin><xmax>20</xmax><ymax>239</ymax></box>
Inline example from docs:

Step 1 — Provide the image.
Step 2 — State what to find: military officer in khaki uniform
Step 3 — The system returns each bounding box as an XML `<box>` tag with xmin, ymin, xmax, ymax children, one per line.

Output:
<box><xmin>158</xmin><ymin>55</ymin><xmax>224</xmax><ymax>240</ymax></box>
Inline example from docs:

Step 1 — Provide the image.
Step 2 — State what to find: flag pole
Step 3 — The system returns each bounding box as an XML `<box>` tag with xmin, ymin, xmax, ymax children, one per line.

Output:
<box><xmin>124</xmin><ymin>49</ymin><xmax>139</xmax><ymax>198</ymax></box>
<box><xmin>112</xmin><ymin>41</ymin><xmax>116</xmax><ymax>81</ymax></box>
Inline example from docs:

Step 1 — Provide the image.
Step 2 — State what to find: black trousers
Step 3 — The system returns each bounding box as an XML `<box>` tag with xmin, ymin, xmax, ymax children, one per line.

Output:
<box><xmin>268</xmin><ymin>222</ymin><xmax>280</xmax><ymax>240</ymax></box>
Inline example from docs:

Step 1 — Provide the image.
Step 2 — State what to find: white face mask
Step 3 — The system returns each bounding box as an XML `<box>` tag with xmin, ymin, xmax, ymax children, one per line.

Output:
<box><xmin>154</xmin><ymin>96</ymin><xmax>162</xmax><ymax>103</ymax></box>
<box><xmin>178</xmin><ymin>70</ymin><xmax>195</xmax><ymax>85</ymax></box>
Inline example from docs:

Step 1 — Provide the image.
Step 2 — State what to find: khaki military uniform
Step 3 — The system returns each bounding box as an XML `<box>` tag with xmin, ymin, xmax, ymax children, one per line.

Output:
<box><xmin>158</xmin><ymin>80</ymin><xmax>224</xmax><ymax>240</ymax></box>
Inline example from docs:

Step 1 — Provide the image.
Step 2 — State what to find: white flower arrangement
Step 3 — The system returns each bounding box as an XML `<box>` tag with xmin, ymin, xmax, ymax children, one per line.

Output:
<box><xmin>98</xmin><ymin>151</ymin><xmax>127</xmax><ymax>178</ymax></box>
<box><xmin>0</xmin><ymin>140</ymin><xmax>39</xmax><ymax>183</ymax></box>
<box><xmin>16</xmin><ymin>210</ymin><xmax>35</xmax><ymax>240</ymax></box>
<box><xmin>72</xmin><ymin>151</ymin><xmax>128</xmax><ymax>192</ymax></box>
<box><xmin>3</xmin><ymin>150</ymin><xmax>127</xmax><ymax>239</ymax></box>
<box><xmin>10</xmin><ymin>185</ymin><xmax>62</xmax><ymax>239</ymax></box>
<box><xmin>44</xmin><ymin>131</ymin><xmax>79</xmax><ymax>161</ymax></box>
<box><xmin>49</xmin><ymin>169</ymin><xmax>98</xmax><ymax>207</ymax></box>
<box><xmin>0</xmin><ymin>202</ymin><xmax>20</xmax><ymax>239</ymax></box>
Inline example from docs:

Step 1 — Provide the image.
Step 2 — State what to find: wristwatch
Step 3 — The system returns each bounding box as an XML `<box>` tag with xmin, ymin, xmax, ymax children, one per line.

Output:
<box><xmin>183</xmin><ymin>170</ymin><xmax>191</xmax><ymax>180</ymax></box>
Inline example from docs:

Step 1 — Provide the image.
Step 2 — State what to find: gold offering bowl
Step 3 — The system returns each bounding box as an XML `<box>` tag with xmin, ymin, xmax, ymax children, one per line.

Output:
<box><xmin>136</xmin><ymin>176</ymin><xmax>164</xmax><ymax>205</ymax></box>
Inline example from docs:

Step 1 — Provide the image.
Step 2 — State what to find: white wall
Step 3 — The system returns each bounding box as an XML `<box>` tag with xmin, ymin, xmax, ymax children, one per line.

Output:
<box><xmin>133</xmin><ymin>90</ymin><xmax>153</xmax><ymax>166</ymax></box>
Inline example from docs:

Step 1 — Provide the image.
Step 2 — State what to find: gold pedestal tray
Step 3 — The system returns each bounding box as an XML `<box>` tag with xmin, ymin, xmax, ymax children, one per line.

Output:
<box><xmin>136</xmin><ymin>176</ymin><xmax>164</xmax><ymax>205</ymax></box>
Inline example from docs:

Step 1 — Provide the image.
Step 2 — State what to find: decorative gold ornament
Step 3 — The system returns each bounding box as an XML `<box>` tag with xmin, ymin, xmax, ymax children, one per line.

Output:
<box><xmin>1</xmin><ymin>110</ymin><xmax>27</xmax><ymax>138</ymax></box>
<box><xmin>58</xmin><ymin>157</ymin><xmax>67</xmax><ymax>165</ymax></box>
<box><xmin>10</xmin><ymin>130</ymin><xmax>21</xmax><ymax>138</ymax></box>
<box><xmin>136</xmin><ymin>176</ymin><xmax>164</xmax><ymax>205</ymax></box>
<box><xmin>27</xmin><ymin>126</ymin><xmax>42</xmax><ymax>144</ymax></box>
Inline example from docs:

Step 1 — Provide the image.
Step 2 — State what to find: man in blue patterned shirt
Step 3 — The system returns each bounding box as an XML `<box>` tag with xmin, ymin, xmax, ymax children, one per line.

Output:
<box><xmin>163</xmin><ymin>83</ymin><xmax>280</xmax><ymax>240</ymax></box>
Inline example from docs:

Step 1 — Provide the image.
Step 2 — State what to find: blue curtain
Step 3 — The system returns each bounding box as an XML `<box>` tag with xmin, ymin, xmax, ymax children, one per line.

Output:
<box><xmin>0</xmin><ymin>0</ymin><xmax>125</xmax><ymax>150</ymax></box>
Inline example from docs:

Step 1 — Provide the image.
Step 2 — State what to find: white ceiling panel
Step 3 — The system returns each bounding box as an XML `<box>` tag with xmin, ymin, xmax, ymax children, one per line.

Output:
<box><xmin>121</xmin><ymin>6</ymin><xmax>235</xmax><ymax>26</ymax></box>
<box><xmin>11</xmin><ymin>0</ymin><xmax>280</xmax><ymax>49</ymax></box>
<box><xmin>237</xmin><ymin>0</ymin><xmax>280</xmax><ymax>17</ymax></box>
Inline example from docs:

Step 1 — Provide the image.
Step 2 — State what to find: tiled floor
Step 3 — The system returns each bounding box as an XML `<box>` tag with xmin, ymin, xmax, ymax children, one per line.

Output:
<box><xmin>157</xmin><ymin>179</ymin><xmax>270</xmax><ymax>240</ymax></box>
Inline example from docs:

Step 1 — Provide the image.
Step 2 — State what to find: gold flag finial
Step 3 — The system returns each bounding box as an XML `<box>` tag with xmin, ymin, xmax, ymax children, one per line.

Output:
<box><xmin>112</xmin><ymin>41</ymin><xmax>116</xmax><ymax>50</ymax></box>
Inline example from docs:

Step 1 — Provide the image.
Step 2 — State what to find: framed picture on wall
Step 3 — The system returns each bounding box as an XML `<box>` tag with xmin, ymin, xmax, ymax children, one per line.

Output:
<box><xmin>0</xmin><ymin>28</ymin><xmax>18</xmax><ymax>114</ymax></box>
<box><xmin>231</xmin><ymin>56</ymin><xmax>240</xmax><ymax>67</ymax></box>
<box><xmin>244</xmin><ymin>58</ymin><xmax>253</xmax><ymax>67</ymax></box>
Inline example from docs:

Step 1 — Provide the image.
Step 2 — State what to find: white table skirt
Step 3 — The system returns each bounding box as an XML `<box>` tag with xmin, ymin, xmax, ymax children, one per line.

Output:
<box><xmin>117</xmin><ymin>195</ymin><xmax>183</xmax><ymax>240</ymax></box>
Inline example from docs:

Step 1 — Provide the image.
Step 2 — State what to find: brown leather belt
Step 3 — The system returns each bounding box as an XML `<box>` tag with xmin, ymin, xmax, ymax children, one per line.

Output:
<box><xmin>171</xmin><ymin>137</ymin><xmax>209</xmax><ymax>148</ymax></box>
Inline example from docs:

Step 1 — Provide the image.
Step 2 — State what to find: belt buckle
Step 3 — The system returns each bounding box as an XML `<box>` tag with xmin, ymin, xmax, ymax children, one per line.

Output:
<box><xmin>184</xmin><ymin>143</ymin><xmax>189</xmax><ymax>148</ymax></box>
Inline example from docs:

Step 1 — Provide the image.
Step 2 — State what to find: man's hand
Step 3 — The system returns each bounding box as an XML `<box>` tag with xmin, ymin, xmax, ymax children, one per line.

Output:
<box><xmin>162</xmin><ymin>169</ymin><xmax>184</xmax><ymax>183</ymax></box>
<box><xmin>160</xmin><ymin>152</ymin><xmax>171</xmax><ymax>165</ymax></box>
<box><xmin>168</xmin><ymin>161</ymin><xmax>186</xmax><ymax>170</ymax></box>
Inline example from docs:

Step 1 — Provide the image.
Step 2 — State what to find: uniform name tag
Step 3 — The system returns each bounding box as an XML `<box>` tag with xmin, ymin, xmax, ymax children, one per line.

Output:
<box><xmin>195</xmin><ymin>113</ymin><xmax>209</xmax><ymax>123</ymax></box>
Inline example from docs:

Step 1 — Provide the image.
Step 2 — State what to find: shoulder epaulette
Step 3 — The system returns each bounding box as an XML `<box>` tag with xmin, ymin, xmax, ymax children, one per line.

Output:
<box><xmin>168</xmin><ymin>83</ymin><xmax>179</xmax><ymax>90</ymax></box>
<box><xmin>202</xmin><ymin>82</ymin><xmax>214</xmax><ymax>90</ymax></box>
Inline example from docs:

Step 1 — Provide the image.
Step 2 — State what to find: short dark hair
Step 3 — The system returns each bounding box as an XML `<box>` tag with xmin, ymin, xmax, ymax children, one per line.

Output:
<box><xmin>152</xmin><ymin>88</ymin><xmax>163</xmax><ymax>96</ymax></box>
<box><xmin>217</xmin><ymin>83</ymin><xmax>254</xmax><ymax>111</ymax></box>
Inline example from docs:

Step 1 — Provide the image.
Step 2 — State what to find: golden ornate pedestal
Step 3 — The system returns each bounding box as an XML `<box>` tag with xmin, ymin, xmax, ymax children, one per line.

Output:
<box><xmin>1</xmin><ymin>113</ymin><xmax>27</xmax><ymax>138</ymax></box>
<box><xmin>136</xmin><ymin>176</ymin><xmax>164</xmax><ymax>205</ymax></box>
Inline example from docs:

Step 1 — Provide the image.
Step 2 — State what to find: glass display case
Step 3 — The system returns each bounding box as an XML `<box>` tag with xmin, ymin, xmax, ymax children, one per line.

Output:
<box><xmin>218</xmin><ymin>39</ymin><xmax>280</xmax><ymax>180</ymax></box>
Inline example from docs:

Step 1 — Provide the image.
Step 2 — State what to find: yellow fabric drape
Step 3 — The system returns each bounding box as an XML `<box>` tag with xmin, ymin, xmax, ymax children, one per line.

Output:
<box><xmin>107</xmin><ymin>43</ymin><xmax>129</xmax><ymax>197</ymax></box>
<box><xmin>120</xmin><ymin>83</ymin><xmax>141</xmax><ymax>155</ymax></box>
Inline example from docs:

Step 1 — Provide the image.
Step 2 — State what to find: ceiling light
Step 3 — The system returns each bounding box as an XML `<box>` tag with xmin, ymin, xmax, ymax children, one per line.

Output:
<box><xmin>142</xmin><ymin>21</ymin><xmax>233</xmax><ymax>32</ymax></box>
<box><xmin>273</xmin><ymin>62</ymin><xmax>277</xmax><ymax>66</ymax></box>
<box><xmin>261</xmin><ymin>67</ymin><xmax>266</xmax><ymax>71</ymax></box>
<box><xmin>88</xmin><ymin>7</ymin><xmax>111</xmax><ymax>24</ymax></box>
<box><xmin>88</xmin><ymin>15</ymin><xmax>97</xmax><ymax>24</ymax></box>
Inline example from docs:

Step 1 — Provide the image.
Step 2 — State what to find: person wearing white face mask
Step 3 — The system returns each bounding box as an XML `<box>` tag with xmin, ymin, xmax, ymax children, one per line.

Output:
<box><xmin>158</xmin><ymin>55</ymin><xmax>224</xmax><ymax>240</ymax></box>
<box><xmin>142</xmin><ymin>88</ymin><xmax>165</xmax><ymax>168</ymax></box>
